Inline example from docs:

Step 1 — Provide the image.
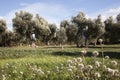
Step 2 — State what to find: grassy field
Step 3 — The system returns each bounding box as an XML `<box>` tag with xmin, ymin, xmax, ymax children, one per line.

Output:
<box><xmin>0</xmin><ymin>44</ymin><xmax>120</xmax><ymax>80</ymax></box>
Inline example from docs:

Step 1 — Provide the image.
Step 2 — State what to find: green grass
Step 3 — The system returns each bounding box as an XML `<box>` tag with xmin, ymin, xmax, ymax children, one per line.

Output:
<box><xmin>0</xmin><ymin>44</ymin><xmax>120</xmax><ymax>68</ymax></box>
<box><xmin>0</xmin><ymin>44</ymin><xmax>120</xmax><ymax>79</ymax></box>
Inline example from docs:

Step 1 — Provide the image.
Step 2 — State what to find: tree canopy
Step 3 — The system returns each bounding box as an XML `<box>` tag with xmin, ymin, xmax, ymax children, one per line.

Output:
<box><xmin>0</xmin><ymin>10</ymin><xmax>120</xmax><ymax>47</ymax></box>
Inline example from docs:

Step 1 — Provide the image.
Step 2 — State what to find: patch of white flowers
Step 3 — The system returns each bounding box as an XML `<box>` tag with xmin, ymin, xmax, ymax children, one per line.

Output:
<box><xmin>106</xmin><ymin>68</ymin><xmax>119</xmax><ymax>77</ymax></box>
<box><xmin>0</xmin><ymin>50</ymin><xmax>119</xmax><ymax>80</ymax></box>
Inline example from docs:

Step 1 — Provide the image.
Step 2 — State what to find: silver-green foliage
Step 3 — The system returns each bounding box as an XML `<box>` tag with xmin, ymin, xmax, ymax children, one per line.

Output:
<box><xmin>12</xmin><ymin>11</ymin><xmax>34</xmax><ymax>43</ymax></box>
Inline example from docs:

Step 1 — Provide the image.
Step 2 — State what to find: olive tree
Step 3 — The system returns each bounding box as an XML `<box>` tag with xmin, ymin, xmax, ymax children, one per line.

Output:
<box><xmin>56</xmin><ymin>27</ymin><xmax>67</xmax><ymax>48</ymax></box>
<box><xmin>0</xmin><ymin>19</ymin><xmax>7</xmax><ymax>46</ymax></box>
<box><xmin>85</xmin><ymin>15</ymin><xmax>105</xmax><ymax>47</ymax></box>
<box><xmin>45</xmin><ymin>23</ymin><xmax>57</xmax><ymax>45</ymax></box>
<box><xmin>93</xmin><ymin>15</ymin><xmax>105</xmax><ymax>46</ymax></box>
<box><xmin>117</xmin><ymin>13</ymin><xmax>120</xmax><ymax>23</ymax></box>
<box><xmin>33</xmin><ymin>14</ymin><xmax>51</xmax><ymax>45</ymax></box>
<box><xmin>104</xmin><ymin>14</ymin><xmax>120</xmax><ymax>43</ymax></box>
<box><xmin>66</xmin><ymin>24</ymin><xmax>78</xmax><ymax>44</ymax></box>
<box><xmin>71</xmin><ymin>12</ymin><xmax>87</xmax><ymax>47</ymax></box>
<box><xmin>12</xmin><ymin>11</ymin><xmax>34</xmax><ymax>45</ymax></box>
<box><xmin>104</xmin><ymin>16</ymin><xmax>114</xmax><ymax>43</ymax></box>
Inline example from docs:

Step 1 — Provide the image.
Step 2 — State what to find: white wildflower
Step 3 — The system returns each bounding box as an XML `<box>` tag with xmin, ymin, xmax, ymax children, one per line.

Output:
<box><xmin>95</xmin><ymin>72</ymin><xmax>101</xmax><ymax>78</ymax></box>
<box><xmin>114</xmin><ymin>69</ymin><xmax>119</xmax><ymax>73</ymax></box>
<box><xmin>77</xmin><ymin>57</ymin><xmax>82</xmax><ymax>62</ymax></box>
<box><xmin>47</xmin><ymin>71</ymin><xmax>50</xmax><ymax>74</ymax></box>
<box><xmin>67</xmin><ymin>68</ymin><xmax>73</xmax><ymax>72</ymax></box>
<box><xmin>40</xmin><ymin>71</ymin><xmax>45</xmax><ymax>75</ymax></box>
<box><xmin>107</xmin><ymin>68</ymin><xmax>115</xmax><ymax>76</ymax></box>
<box><xmin>6</xmin><ymin>63</ymin><xmax>9</xmax><ymax>66</ymax></box>
<box><xmin>2</xmin><ymin>75</ymin><xmax>6</xmax><ymax>80</ymax></box>
<box><xmin>67</xmin><ymin>60</ymin><xmax>73</xmax><ymax>65</ymax></box>
<box><xmin>26</xmin><ymin>63</ymin><xmax>31</xmax><ymax>68</ymax></box>
<box><xmin>20</xmin><ymin>71</ymin><xmax>23</xmax><ymax>75</ymax></box>
<box><xmin>78</xmin><ymin>63</ymin><xmax>84</xmax><ymax>70</ymax></box>
<box><xmin>105</xmin><ymin>56</ymin><xmax>109</xmax><ymax>59</ymax></box>
<box><xmin>32</xmin><ymin>66</ymin><xmax>38</xmax><ymax>72</ymax></box>
<box><xmin>107</xmin><ymin>68</ymin><xmax>112</xmax><ymax>72</ymax></box>
<box><xmin>92</xmin><ymin>51</ymin><xmax>99</xmax><ymax>57</ymax></box>
<box><xmin>76</xmin><ymin>75</ymin><xmax>79</xmax><ymax>79</ymax></box>
<box><xmin>37</xmin><ymin>69</ymin><xmax>44</xmax><ymax>74</ymax></box>
<box><xmin>114</xmin><ymin>69</ymin><xmax>120</xmax><ymax>77</ymax></box>
<box><xmin>13</xmin><ymin>70</ymin><xmax>17</xmax><ymax>74</ymax></box>
<box><xmin>111</xmin><ymin>60</ymin><xmax>117</xmax><ymax>66</ymax></box>
<box><xmin>95</xmin><ymin>61</ymin><xmax>101</xmax><ymax>68</ymax></box>
<box><xmin>72</xmin><ymin>58</ymin><xmax>77</xmax><ymax>62</ymax></box>
<box><xmin>68</xmin><ymin>65</ymin><xmax>75</xmax><ymax>70</ymax></box>
<box><xmin>86</xmin><ymin>65</ymin><xmax>93</xmax><ymax>70</ymax></box>
<box><xmin>103</xmin><ymin>65</ymin><xmax>107</xmax><ymax>69</ymax></box>
<box><xmin>81</xmin><ymin>50</ymin><xmax>87</xmax><ymax>55</ymax></box>
<box><xmin>8</xmin><ymin>74</ymin><xmax>11</xmax><ymax>77</ymax></box>
<box><xmin>56</xmin><ymin>66</ymin><xmax>60</xmax><ymax>72</ymax></box>
<box><xmin>98</xmin><ymin>39</ymin><xmax>103</xmax><ymax>43</ymax></box>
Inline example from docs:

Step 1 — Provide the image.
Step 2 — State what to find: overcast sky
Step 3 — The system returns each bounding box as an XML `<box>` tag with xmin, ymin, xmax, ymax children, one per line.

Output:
<box><xmin>0</xmin><ymin>0</ymin><xmax>120</xmax><ymax>30</ymax></box>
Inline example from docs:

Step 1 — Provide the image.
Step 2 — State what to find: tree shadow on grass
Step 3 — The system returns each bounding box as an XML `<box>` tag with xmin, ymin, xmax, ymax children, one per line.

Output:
<box><xmin>99</xmin><ymin>52</ymin><xmax>120</xmax><ymax>59</ymax></box>
<box><xmin>89</xmin><ymin>46</ymin><xmax>120</xmax><ymax>49</ymax></box>
<box><xmin>52</xmin><ymin>51</ymin><xmax>80</xmax><ymax>57</ymax></box>
<box><xmin>52</xmin><ymin>51</ymin><xmax>120</xmax><ymax>59</ymax></box>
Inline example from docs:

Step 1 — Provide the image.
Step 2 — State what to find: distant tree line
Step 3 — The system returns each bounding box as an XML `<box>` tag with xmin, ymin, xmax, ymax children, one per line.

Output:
<box><xmin>0</xmin><ymin>11</ymin><xmax>120</xmax><ymax>47</ymax></box>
